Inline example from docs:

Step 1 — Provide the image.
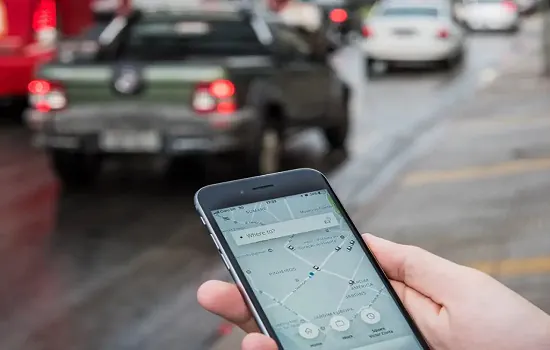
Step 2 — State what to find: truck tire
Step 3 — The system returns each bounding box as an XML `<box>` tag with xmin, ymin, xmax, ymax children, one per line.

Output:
<box><xmin>323</xmin><ymin>90</ymin><xmax>350</xmax><ymax>151</ymax></box>
<box><xmin>244</xmin><ymin>125</ymin><xmax>283</xmax><ymax>175</ymax></box>
<box><xmin>50</xmin><ymin>151</ymin><xmax>102</xmax><ymax>188</ymax></box>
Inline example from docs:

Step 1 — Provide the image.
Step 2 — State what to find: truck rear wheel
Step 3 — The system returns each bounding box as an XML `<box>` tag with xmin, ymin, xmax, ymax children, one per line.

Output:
<box><xmin>50</xmin><ymin>151</ymin><xmax>102</xmax><ymax>188</ymax></box>
<box><xmin>323</xmin><ymin>90</ymin><xmax>350</xmax><ymax>151</ymax></box>
<box><xmin>244</xmin><ymin>126</ymin><xmax>283</xmax><ymax>175</ymax></box>
<box><xmin>259</xmin><ymin>127</ymin><xmax>283</xmax><ymax>174</ymax></box>
<box><xmin>238</xmin><ymin>119</ymin><xmax>284</xmax><ymax>177</ymax></box>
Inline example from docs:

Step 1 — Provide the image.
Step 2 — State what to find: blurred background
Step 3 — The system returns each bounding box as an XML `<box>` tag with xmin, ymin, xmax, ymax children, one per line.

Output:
<box><xmin>1</xmin><ymin>0</ymin><xmax>549</xmax><ymax>349</ymax></box>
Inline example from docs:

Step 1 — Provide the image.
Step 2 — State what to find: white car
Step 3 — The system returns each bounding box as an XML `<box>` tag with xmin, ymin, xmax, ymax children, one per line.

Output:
<box><xmin>455</xmin><ymin>0</ymin><xmax>520</xmax><ymax>32</ymax></box>
<box><xmin>361</xmin><ymin>0</ymin><xmax>466</xmax><ymax>74</ymax></box>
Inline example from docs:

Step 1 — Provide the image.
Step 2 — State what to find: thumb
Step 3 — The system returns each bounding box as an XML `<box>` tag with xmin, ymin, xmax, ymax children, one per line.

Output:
<box><xmin>389</xmin><ymin>279</ymin><xmax>442</xmax><ymax>341</ymax></box>
<box><xmin>363</xmin><ymin>234</ymin><xmax>469</xmax><ymax>305</ymax></box>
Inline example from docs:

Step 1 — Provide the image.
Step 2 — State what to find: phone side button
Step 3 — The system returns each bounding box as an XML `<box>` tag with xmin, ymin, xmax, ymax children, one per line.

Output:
<box><xmin>200</xmin><ymin>217</ymin><xmax>206</xmax><ymax>226</ymax></box>
<box><xmin>210</xmin><ymin>234</ymin><xmax>222</xmax><ymax>251</ymax></box>
<box><xmin>220</xmin><ymin>253</ymin><xmax>232</xmax><ymax>271</ymax></box>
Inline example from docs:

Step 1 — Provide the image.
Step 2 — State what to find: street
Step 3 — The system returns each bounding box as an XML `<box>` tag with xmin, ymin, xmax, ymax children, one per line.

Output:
<box><xmin>2</xmin><ymin>16</ymin><xmax>549</xmax><ymax>350</ymax></box>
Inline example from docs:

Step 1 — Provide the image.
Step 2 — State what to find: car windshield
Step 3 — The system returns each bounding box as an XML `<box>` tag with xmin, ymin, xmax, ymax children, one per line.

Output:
<box><xmin>381</xmin><ymin>7</ymin><xmax>439</xmax><ymax>17</ymax></box>
<box><xmin>120</xmin><ymin>19</ymin><xmax>270</xmax><ymax>60</ymax></box>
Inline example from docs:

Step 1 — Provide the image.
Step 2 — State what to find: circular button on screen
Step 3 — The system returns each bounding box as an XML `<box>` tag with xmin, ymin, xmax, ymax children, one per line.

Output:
<box><xmin>360</xmin><ymin>308</ymin><xmax>381</xmax><ymax>325</ymax></box>
<box><xmin>298</xmin><ymin>323</ymin><xmax>320</xmax><ymax>339</ymax></box>
<box><xmin>329</xmin><ymin>315</ymin><xmax>350</xmax><ymax>332</ymax></box>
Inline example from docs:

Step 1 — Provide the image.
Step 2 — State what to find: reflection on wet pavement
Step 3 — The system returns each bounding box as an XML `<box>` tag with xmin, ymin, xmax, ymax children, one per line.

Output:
<box><xmin>0</xmin><ymin>126</ymin><xmax>60</xmax><ymax>350</ymax></box>
<box><xmin>0</xmin><ymin>124</ymin><xmax>346</xmax><ymax>350</ymax></box>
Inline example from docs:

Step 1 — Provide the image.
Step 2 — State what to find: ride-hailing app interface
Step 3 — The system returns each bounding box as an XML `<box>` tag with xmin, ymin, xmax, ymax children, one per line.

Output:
<box><xmin>212</xmin><ymin>190</ymin><xmax>423</xmax><ymax>350</ymax></box>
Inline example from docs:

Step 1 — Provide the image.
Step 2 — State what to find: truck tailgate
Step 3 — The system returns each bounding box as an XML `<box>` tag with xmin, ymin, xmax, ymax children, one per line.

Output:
<box><xmin>37</xmin><ymin>63</ymin><xmax>228</xmax><ymax>106</ymax></box>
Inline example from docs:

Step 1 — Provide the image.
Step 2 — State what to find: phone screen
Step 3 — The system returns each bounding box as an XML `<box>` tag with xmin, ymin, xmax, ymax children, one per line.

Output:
<box><xmin>211</xmin><ymin>189</ymin><xmax>424</xmax><ymax>350</ymax></box>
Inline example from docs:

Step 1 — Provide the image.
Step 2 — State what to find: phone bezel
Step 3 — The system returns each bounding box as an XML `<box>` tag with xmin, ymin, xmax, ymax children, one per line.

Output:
<box><xmin>195</xmin><ymin>168</ymin><xmax>431</xmax><ymax>349</ymax></box>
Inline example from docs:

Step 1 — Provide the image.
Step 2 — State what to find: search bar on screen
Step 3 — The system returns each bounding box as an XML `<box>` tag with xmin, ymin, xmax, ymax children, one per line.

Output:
<box><xmin>232</xmin><ymin>213</ymin><xmax>338</xmax><ymax>246</ymax></box>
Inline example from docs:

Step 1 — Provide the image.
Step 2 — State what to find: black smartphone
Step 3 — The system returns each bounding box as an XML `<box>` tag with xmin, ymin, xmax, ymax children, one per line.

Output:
<box><xmin>195</xmin><ymin>168</ymin><xmax>430</xmax><ymax>350</ymax></box>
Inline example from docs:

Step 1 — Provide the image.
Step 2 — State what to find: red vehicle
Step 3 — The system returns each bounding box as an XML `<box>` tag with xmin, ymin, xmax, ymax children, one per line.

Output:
<box><xmin>0</xmin><ymin>0</ymin><xmax>95</xmax><ymax>117</ymax></box>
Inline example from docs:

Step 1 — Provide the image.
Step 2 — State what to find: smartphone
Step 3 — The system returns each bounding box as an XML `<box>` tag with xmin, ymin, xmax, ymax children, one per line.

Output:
<box><xmin>195</xmin><ymin>168</ymin><xmax>430</xmax><ymax>350</ymax></box>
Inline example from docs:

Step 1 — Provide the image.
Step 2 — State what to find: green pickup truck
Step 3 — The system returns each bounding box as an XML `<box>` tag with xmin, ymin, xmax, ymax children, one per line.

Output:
<box><xmin>25</xmin><ymin>8</ymin><xmax>350</xmax><ymax>186</ymax></box>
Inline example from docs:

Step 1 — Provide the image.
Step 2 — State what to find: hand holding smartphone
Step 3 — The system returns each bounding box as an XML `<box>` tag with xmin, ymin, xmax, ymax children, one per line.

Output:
<box><xmin>195</xmin><ymin>169</ymin><xmax>429</xmax><ymax>350</ymax></box>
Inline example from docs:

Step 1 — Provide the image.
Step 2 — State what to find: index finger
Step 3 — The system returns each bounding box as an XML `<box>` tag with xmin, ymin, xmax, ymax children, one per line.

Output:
<box><xmin>197</xmin><ymin>280</ymin><xmax>261</xmax><ymax>333</ymax></box>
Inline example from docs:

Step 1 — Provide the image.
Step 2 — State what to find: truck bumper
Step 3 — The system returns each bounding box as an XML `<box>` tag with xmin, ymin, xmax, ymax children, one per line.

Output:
<box><xmin>25</xmin><ymin>105</ymin><xmax>261</xmax><ymax>155</ymax></box>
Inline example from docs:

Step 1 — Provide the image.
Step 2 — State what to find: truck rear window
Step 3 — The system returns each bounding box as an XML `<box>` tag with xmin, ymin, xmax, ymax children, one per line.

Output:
<box><xmin>120</xmin><ymin>19</ymin><xmax>269</xmax><ymax>60</ymax></box>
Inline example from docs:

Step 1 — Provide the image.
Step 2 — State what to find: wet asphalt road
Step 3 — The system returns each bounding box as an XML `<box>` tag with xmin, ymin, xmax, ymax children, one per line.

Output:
<box><xmin>1</xmin><ymin>32</ymin><xmax>519</xmax><ymax>350</ymax></box>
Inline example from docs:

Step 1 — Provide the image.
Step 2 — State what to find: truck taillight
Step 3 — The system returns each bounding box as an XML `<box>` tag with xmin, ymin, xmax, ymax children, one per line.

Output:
<box><xmin>28</xmin><ymin>80</ymin><xmax>67</xmax><ymax>112</ymax></box>
<box><xmin>28</xmin><ymin>80</ymin><xmax>51</xmax><ymax>94</ymax></box>
<box><xmin>193</xmin><ymin>80</ymin><xmax>236</xmax><ymax>114</ymax></box>
<box><xmin>330</xmin><ymin>9</ymin><xmax>348</xmax><ymax>23</ymax></box>
<box><xmin>210</xmin><ymin>80</ymin><xmax>235</xmax><ymax>99</ymax></box>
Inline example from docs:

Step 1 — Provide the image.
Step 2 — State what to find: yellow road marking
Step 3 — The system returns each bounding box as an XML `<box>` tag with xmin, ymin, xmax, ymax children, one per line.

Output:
<box><xmin>402</xmin><ymin>157</ymin><xmax>550</xmax><ymax>187</ymax></box>
<box><xmin>469</xmin><ymin>256</ymin><xmax>550</xmax><ymax>277</ymax></box>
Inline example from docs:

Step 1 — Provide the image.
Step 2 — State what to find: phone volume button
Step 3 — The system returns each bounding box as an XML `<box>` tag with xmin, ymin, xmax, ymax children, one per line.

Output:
<box><xmin>200</xmin><ymin>217</ymin><xmax>206</xmax><ymax>226</ymax></box>
<box><xmin>210</xmin><ymin>234</ymin><xmax>222</xmax><ymax>251</ymax></box>
<box><xmin>220</xmin><ymin>253</ymin><xmax>231</xmax><ymax>271</ymax></box>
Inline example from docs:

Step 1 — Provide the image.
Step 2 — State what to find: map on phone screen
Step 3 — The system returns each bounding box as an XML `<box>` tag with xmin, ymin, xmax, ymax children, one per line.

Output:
<box><xmin>212</xmin><ymin>189</ymin><xmax>423</xmax><ymax>350</ymax></box>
